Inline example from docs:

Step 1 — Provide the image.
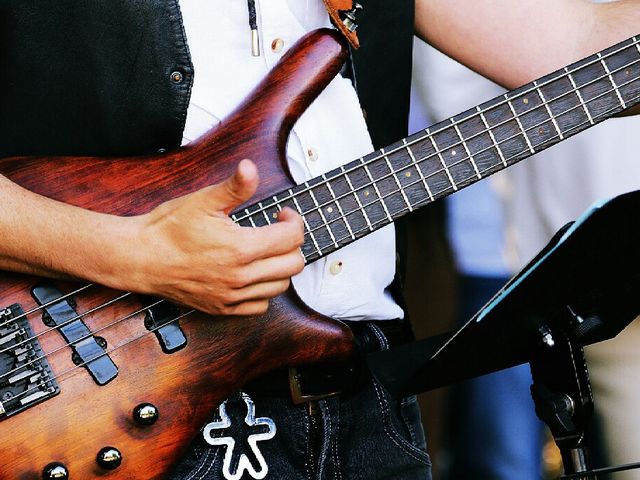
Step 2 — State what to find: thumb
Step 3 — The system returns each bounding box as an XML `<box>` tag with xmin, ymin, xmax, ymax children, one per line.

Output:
<box><xmin>207</xmin><ymin>159</ymin><xmax>259</xmax><ymax>214</ymax></box>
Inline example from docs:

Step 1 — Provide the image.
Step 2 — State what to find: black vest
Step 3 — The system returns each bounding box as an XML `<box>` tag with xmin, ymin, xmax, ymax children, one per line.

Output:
<box><xmin>0</xmin><ymin>0</ymin><xmax>414</xmax><ymax>157</ymax></box>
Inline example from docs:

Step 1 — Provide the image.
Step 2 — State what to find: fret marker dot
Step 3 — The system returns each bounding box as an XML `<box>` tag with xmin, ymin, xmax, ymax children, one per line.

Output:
<box><xmin>364</xmin><ymin>190</ymin><xmax>370</xmax><ymax>197</ymax></box>
<box><xmin>327</xmin><ymin>207</ymin><xmax>333</xmax><ymax>214</ymax></box>
<box><xmin>626</xmin><ymin>68</ymin><xmax>632</xmax><ymax>76</ymax></box>
<box><xmin>451</xmin><ymin>150</ymin><xmax>457</xmax><ymax>156</ymax></box>
<box><xmin>405</xmin><ymin>171</ymin><xmax>411</xmax><ymax>178</ymax></box>
<box><xmin>272</xmin><ymin>212</ymin><xmax>278</xmax><ymax>219</ymax></box>
<box><xmin>539</xmin><ymin>127</ymin><xmax>546</xmax><ymax>135</ymax></box>
<box><xmin>523</xmin><ymin>98</ymin><xmax>529</xmax><ymax>105</ymax></box>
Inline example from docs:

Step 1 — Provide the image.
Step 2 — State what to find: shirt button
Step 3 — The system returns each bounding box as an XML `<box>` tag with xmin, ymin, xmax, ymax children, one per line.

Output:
<box><xmin>329</xmin><ymin>260</ymin><xmax>343</xmax><ymax>275</ymax></box>
<box><xmin>307</xmin><ymin>147</ymin><xmax>318</xmax><ymax>162</ymax></box>
<box><xmin>271</xmin><ymin>38</ymin><xmax>285</xmax><ymax>53</ymax></box>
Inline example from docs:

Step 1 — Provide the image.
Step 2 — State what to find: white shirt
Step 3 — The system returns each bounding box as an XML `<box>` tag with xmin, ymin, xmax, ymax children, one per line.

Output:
<box><xmin>179</xmin><ymin>0</ymin><xmax>403</xmax><ymax>321</ymax></box>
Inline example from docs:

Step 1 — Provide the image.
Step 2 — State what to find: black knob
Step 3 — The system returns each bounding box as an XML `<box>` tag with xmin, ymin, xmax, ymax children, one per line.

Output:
<box><xmin>42</xmin><ymin>462</ymin><xmax>69</xmax><ymax>479</ymax></box>
<box><xmin>133</xmin><ymin>402</ymin><xmax>159</xmax><ymax>425</ymax></box>
<box><xmin>96</xmin><ymin>446</ymin><xmax>122</xmax><ymax>470</ymax></box>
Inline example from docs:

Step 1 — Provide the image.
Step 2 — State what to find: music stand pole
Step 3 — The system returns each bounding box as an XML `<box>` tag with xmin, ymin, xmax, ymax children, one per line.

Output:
<box><xmin>529</xmin><ymin>312</ymin><xmax>595</xmax><ymax>479</ymax></box>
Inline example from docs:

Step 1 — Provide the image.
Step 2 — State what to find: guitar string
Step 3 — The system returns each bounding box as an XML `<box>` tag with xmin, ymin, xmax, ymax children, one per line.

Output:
<box><xmin>0</xmin><ymin>283</ymin><xmax>95</xmax><ymax>332</ymax></box>
<box><xmin>259</xmin><ymin>66</ymin><xmax>640</xmax><ymax>247</ymax></box>
<box><xmin>0</xmin><ymin>37</ymin><xmax>635</xmax><ymax>336</ymax></box>
<box><xmin>0</xmin><ymin>291</ymin><xmax>132</xmax><ymax>358</ymax></box>
<box><xmin>6</xmin><ymin>91</ymin><xmax>639</xmax><ymax>408</ymax></box>
<box><xmin>6</xmin><ymin>309</ymin><xmax>196</xmax><ymax>408</ymax></box>
<box><xmin>233</xmin><ymin>36</ymin><xmax>640</xmax><ymax>223</ymax></box>
<box><xmin>0</xmin><ymin>297</ymin><xmax>164</xmax><ymax>383</ymax></box>
<box><xmin>1</xmin><ymin>73</ymin><xmax>637</xmax><ymax>383</ymax></box>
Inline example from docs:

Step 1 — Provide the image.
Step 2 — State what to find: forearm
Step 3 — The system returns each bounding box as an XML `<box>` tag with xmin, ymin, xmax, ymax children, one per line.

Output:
<box><xmin>416</xmin><ymin>0</ymin><xmax>640</xmax><ymax>89</ymax></box>
<box><xmin>0</xmin><ymin>174</ymin><xmax>138</xmax><ymax>286</ymax></box>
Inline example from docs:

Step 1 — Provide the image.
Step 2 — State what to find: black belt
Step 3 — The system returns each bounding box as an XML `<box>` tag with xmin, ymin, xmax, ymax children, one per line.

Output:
<box><xmin>244</xmin><ymin>319</ymin><xmax>412</xmax><ymax>404</ymax></box>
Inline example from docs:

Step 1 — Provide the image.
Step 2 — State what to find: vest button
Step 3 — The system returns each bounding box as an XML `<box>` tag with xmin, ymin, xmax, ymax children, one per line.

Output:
<box><xmin>170</xmin><ymin>71</ymin><xmax>184</xmax><ymax>83</ymax></box>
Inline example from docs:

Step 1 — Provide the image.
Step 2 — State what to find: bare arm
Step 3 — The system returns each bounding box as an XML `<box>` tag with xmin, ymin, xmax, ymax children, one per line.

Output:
<box><xmin>416</xmin><ymin>0</ymin><xmax>640</xmax><ymax>88</ymax></box>
<box><xmin>0</xmin><ymin>160</ymin><xmax>304</xmax><ymax>315</ymax></box>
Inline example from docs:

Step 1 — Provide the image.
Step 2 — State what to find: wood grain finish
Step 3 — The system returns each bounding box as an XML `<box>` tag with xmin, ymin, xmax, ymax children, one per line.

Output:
<box><xmin>0</xmin><ymin>29</ymin><xmax>353</xmax><ymax>480</ymax></box>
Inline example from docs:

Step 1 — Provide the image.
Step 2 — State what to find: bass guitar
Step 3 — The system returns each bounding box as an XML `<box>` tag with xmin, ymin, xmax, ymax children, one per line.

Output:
<box><xmin>1</xmin><ymin>28</ymin><xmax>639</xmax><ymax>479</ymax></box>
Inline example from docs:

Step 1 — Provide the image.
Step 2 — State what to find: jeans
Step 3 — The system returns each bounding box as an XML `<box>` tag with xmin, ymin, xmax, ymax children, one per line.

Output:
<box><xmin>170</xmin><ymin>324</ymin><xmax>432</xmax><ymax>480</ymax></box>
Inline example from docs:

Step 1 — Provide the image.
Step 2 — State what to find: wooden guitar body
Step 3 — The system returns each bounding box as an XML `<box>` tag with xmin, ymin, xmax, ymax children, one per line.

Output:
<box><xmin>0</xmin><ymin>29</ymin><xmax>354</xmax><ymax>479</ymax></box>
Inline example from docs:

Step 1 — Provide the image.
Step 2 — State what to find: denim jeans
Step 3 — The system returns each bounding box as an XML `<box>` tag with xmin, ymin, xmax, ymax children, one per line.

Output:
<box><xmin>170</xmin><ymin>325</ymin><xmax>432</xmax><ymax>480</ymax></box>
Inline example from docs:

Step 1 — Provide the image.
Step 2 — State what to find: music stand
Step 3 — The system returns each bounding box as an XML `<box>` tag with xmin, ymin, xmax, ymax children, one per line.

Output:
<box><xmin>368</xmin><ymin>191</ymin><xmax>640</xmax><ymax>478</ymax></box>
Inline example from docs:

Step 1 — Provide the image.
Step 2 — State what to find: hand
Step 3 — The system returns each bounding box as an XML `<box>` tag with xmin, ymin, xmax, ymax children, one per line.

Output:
<box><xmin>129</xmin><ymin>160</ymin><xmax>305</xmax><ymax>315</ymax></box>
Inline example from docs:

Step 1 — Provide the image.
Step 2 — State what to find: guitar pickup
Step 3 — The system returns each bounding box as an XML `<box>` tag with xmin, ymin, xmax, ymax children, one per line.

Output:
<box><xmin>143</xmin><ymin>299</ymin><xmax>187</xmax><ymax>354</ymax></box>
<box><xmin>31</xmin><ymin>283</ymin><xmax>118</xmax><ymax>386</ymax></box>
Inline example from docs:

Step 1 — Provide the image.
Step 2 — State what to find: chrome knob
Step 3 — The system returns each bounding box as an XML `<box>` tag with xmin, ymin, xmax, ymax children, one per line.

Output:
<box><xmin>96</xmin><ymin>446</ymin><xmax>122</xmax><ymax>470</ymax></box>
<box><xmin>42</xmin><ymin>462</ymin><xmax>68</xmax><ymax>479</ymax></box>
<box><xmin>133</xmin><ymin>402</ymin><xmax>159</xmax><ymax>425</ymax></box>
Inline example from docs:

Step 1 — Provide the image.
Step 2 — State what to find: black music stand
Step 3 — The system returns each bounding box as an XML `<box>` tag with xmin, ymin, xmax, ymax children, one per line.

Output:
<box><xmin>368</xmin><ymin>190</ymin><xmax>640</xmax><ymax>478</ymax></box>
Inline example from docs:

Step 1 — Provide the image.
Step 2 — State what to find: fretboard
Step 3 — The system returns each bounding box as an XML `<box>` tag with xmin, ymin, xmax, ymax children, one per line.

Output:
<box><xmin>232</xmin><ymin>35</ymin><xmax>640</xmax><ymax>264</ymax></box>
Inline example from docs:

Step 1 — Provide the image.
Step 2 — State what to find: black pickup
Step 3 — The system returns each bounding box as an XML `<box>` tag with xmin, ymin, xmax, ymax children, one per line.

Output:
<box><xmin>31</xmin><ymin>283</ymin><xmax>118</xmax><ymax>386</ymax></box>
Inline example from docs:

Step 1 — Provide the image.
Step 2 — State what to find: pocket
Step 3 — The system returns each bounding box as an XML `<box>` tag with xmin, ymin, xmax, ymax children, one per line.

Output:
<box><xmin>372</xmin><ymin>381</ymin><xmax>432</xmax><ymax>466</ymax></box>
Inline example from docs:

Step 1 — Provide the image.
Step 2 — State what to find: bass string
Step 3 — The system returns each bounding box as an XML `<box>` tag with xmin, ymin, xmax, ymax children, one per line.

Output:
<box><xmin>0</xmin><ymin>291</ymin><xmax>132</xmax><ymax>358</ymax></box>
<box><xmin>2</xmin><ymin>37</ymin><xmax>640</xmax><ymax>403</ymax></box>
<box><xmin>7</xmin><ymin>308</ymin><xmax>196</xmax><ymax>407</ymax></box>
<box><xmin>305</xmin><ymin>89</ymin><xmax>640</xmax><ymax>250</ymax></box>
<box><xmin>297</xmin><ymin>67</ymin><xmax>640</xmax><ymax>241</ymax></box>
<box><xmin>4</xmin><ymin>65</ymin><xmax>638</xmax><ymax>386</ymax></box>
<box><xmin>0</xmin><ymin>296</ymin><xmax>165</xmax><ymax>383</ymax></box>
<box><xmin>1</xmin><ymin>37</ymin><xmax>635</xmax><ymax>339</ymax></box>
<box><xmin>0</xmin><ymin>283</ymin><xmax>95</xmax><ymax>332</ymax></box>
<box><xmin>233</xmin><ymin>38</ymin><xmax>640</xmax><ymax>223</ymax></box>
<box><xmin>5</xmin><ymin>87</ymin><xmax>637</xmax><ymax>404</ymax></box>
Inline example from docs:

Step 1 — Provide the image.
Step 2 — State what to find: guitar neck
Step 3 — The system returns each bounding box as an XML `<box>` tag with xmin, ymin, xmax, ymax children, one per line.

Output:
<box><xmin>233</xmin><ymin>35</ymin><xmax>640</xmax><ymax>264</ymax></box>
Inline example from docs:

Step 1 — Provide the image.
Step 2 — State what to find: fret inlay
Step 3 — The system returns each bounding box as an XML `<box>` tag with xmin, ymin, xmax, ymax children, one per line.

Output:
<box><xmin>404</xmin><ymin>139</ymin><xmax>434</xmax><ymax>200</ymax></box>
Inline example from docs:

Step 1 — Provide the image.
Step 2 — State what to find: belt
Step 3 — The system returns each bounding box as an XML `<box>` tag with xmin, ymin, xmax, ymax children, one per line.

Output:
<box><xmin>244</xmin><ymin>319</ymin><xmax>412</xmax><ymax>404</ymax></box>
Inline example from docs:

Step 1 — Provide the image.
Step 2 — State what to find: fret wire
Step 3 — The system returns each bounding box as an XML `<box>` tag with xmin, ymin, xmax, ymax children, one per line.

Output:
<box><xmin>317</xmin><ymin>87</ymin><xmax>640</xmax><ymax>250</ymax></box>
<box><xmin>533</xmin><ymin>81</ymin><xmax>564</xmax><ymax>139</ymax></box>
<box><xmin>505</xmin><ymin>95</ymin><xmax>536</xmax><ymax>153</ymax></box>
<box><xmin>428</xmin><ymin>130</ymin><xmax>457</xmax><ymax>190</ymax></box>
<box><xmin>635</xmin><ymin>36</ymin><xmax>640</xmax><ymax>57</ymax></box>
<box><xmin>381</xmin><ymin>148</ymin><xmax>413</xmax><ymax>212</ymax></box>
<box><xmin>302</xmin><ymin>76</ymin><xmax>638</xmax><ymax>242</ymax></box>
<box><xmin>245</xmin><ymin>209</ymin><xmax>257</xmax><ymax>227</ymax></box>
<box><xmin>342</xmin><ymin>165</ymin><xmax>374</xmax><ymax>231</ymax></box>
<box><xmin>403</xmin><ymin>138</ymin><xmax>434</xmax><ymax>200</ymax></box>
<box><xmin>360</xmin><ymin>159</ymin><xmax>394</xmax><ymax>222</ymax></box>
<box><xmin>306</xmin><ymin>186</ymin><xmax>339</xmax><ymax>248</ymax></box>
<box><xmin>597</xmin><ymin>52</ymin><xmax>627</xmax><ymax>109</ymax></box>
<box><xmin>233</xmin><ymin>47</ymin><xmax>640</xmax><ymax>224</ymax></box>
<box><xmin>258</xmin><ymin>202</ymin><xmax>272</xmax><ymax>225</ymax></box>
<box><xmin>323</xmin><ymin>173</ymin><xmax>355</xmax><ymax>240</ymax></box>
<box><xmin>452</xmin><ymin>118</ymin><xmax>481</xmax><ymax>178</ymax></box>
<box><xmin>290</xmin><ymin>193</ymin><xmax>322</xmax><ymax>254</ymax></box>
<box><xmin>565</xmin><ymin>67</ymin><xmax>595</xmax><ymax>125</ymax></box>
<box><xmin>476</xmin><ymin>106</ymin><xmax>508</xmax><ymax>167</ymax></box>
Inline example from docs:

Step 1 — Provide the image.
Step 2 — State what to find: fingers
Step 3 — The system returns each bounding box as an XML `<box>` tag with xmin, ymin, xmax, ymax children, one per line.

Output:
<box><xmin>237</xmin><ymin>207</ymin><xmax>306</xmax><ymax>261</ymax></box>
<box><xmin>235</xmin><ymin>249</ymin><xmax>305</xmax><ymax>285</ymax></box>
<box><xmin>205</xmin><ymin>159</ymin><xmax>259</xmax><ymax>214</ymax></box>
